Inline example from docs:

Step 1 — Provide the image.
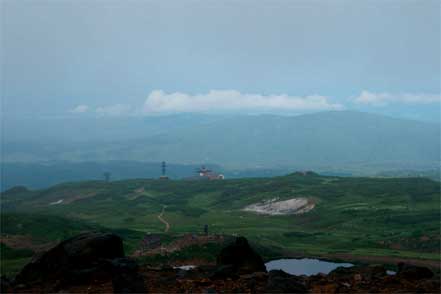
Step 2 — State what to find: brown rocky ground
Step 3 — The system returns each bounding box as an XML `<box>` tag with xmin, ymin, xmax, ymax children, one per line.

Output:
<box><xmin>2</xmin><ymin>232</ymin><xmax>439</xmax><ymax>293</ymax></box>
<box><xmin>7</xmin><ymin>264</ymin><xmax>440</xmax><ymax>294</ymax></box>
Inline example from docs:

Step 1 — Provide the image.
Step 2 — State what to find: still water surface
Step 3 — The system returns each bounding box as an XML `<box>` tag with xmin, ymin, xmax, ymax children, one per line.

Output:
<box><xmin>177</xmin><ymin>258</ymin><xmax>396</xmax><ymax>276</ymax></box>
<box><xmin>265</xmin><ymin>258</ymin><xmax>353</xmax><ymax>276</ymax></box>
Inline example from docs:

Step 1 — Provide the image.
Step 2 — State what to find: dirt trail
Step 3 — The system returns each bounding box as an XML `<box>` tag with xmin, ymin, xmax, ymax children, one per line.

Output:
<box><xmin>157</xmin><ymin>206</ymin><xmax>170</xmax><ymax>233</ymax></box>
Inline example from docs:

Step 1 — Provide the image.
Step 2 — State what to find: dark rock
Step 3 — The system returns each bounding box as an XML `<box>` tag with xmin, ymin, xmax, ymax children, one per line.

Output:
<box><xmin>203</xmin><ymin>287</ymin><xmax>217</xmax><ymax>294</ymax></box>
<box><xmin>63</xmin><ymin>232</ymin><xmax>124</xmax><ymax>263</ymax></box>
<box><xmin>209</xmin><ymin>264</ymin><xmax>239</xmax><ymax>280</ymax></box>
<box><xmin>69</xmin><ymin>261</ymin><xmax>113</xmax><ymax>284</ymax></box>
<box><xmin>265</xmin><ymin>270</ymin><xmax>307</xmax><ymax>293</ymax></box>
<box><xmin>397</xmin><ymin>263</ymin><xmax>433</xmax><ymax>280</ymax></box>
<box><xmin>111</xmin><ymin>258</ymin><xmax>147</xmax><ymax>293</ymax></box>
<box><xmin>0</xmin><ymin>276</ymin><xmax>12</xmax><ymax>293</ymax></box>
<box><xmin>328</xmin><ymin>265</ymin><xmax>387</xmax><ymax>282</ymax></box>
<box><xmin>14</xmin><ymin>232</ymin><xmax>124</xmax><ymax>287</ymax></box>
<box><xmin>216</xmin><ymin>237</ymin><xmax>266</xmax><ymax>274</ymax></box>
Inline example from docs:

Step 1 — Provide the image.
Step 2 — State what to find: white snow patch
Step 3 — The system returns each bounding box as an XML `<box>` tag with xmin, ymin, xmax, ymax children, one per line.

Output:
<box><xmin>173</xmin><ymin>265</ymin><xmax>197</xmax><ymax>270</ymax></box>
<box><xmin>243</xmin><ymin>197</ymin><xmax>314</xmax><ymax>215</ymax></box>
<box><xmin>49</xmin><ymin>199</ymin><xmax>64</xmax><ymax>205</ymax></box>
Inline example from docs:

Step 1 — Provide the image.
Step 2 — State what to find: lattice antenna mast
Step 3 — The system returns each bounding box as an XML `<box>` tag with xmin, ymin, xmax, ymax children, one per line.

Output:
<box><xmin>161</xmin><ymin>161</ymin><xmax>166</xmax><ymax>176</ymax></box>
<box><xmin>103</xmin><ymin>172</ymin><xmax>111</xmax><ymax>182</ymax></box>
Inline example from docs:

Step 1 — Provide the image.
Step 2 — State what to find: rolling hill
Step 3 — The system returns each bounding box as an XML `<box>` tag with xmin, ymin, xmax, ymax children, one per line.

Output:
<box><xmin>1</xmin><ymin>173</ymin><xmax>440</xmax><ymax>274</ymax></box>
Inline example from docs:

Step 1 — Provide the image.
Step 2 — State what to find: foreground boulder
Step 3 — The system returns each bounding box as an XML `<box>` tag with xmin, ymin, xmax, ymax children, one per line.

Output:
<box><xmin>397</xmin><ymin>262</ymin><xmax>434</xmax><ymax>280</ymax></box>
<box><xmin>216</xmin><ymin>237</ymin><xmax>266</xmax><ymax>274</ymax></box>
<box><xmin>14</xmin><ymin>232</ymin><xmax>124</xmax><ymax>288</ymax></box>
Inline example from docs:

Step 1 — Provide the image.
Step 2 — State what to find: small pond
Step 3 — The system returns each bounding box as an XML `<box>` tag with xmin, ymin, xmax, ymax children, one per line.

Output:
<box><xmin>265</xmin><ymin>258</ymin><xmax>353</xmax><ymax>276</ymax></box>
<box><xmin>175</xmin><ymin>259</ymin><xmax>396</xmax><ymax>276</ymax></box>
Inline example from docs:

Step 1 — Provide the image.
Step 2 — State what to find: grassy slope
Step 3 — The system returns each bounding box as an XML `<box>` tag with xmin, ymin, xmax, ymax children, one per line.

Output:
<box><xmin>1</xmin><ymin>173</ymin><xmax>440</xmax><ymax>274</ymax></box>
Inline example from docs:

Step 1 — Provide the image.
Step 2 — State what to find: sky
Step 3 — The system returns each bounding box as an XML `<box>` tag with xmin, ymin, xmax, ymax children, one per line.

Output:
<box><xmin>2</xmin><ymin>0</ymin><xmax>440</xmax><ymax>122</ymax></box>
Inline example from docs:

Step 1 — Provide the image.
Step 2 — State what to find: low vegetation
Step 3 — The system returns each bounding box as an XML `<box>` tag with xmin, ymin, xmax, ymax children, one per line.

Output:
<box><xmin>1</xmin><ymin>173</ymin><xmax>440</xmax><ymax>275</ymax></box>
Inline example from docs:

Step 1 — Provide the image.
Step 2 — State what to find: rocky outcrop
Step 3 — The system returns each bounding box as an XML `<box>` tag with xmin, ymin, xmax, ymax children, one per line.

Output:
<box><xmin>216</xmin><ymin>237</ymin><xmax>266</xmax><ymax>274</ymax></box>
<box><xmin>397</xmin><ymin>262</ymin><xmax>434</xmax><ymax>280</ymax></box>
<box><xmin>14</xmin><ymin>232</ymin><xmax>124</xmax><ymax>287</ymax></box>
<box><xmin>11</xmin><ymin>232</ymin><xmax>146</xmax><ymax>293</ymax></box>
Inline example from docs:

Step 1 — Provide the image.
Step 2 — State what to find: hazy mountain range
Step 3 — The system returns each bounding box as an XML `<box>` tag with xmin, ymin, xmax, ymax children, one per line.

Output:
<box><xmin>2</xmin><ymin>110</ymin><xmax>440</xmax><ymax>190</ymax></box>
<box><xmin>4</xmin><ymin>111</ymin><xmax>439</xmax><ymax>166</ymax></box>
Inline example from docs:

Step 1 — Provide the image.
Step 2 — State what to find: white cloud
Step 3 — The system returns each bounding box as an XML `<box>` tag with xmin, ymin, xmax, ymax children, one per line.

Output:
<box><xmin>70</xmin><ymin>103</ymin><xmax>132</xmax><ymax>116</ymax></box>
<box><xmin>142</xmin><ymin>90</ymin><xmax>344</xmax><ymax>114</ymax></box>
<box><xmin>353</xmin><ymin>90</ymin><xmax>441</xmax><ymax>107</ymax></box>
<box><xmin>70</xmin><ymin>104</ymin><xmax>89</xmax><ymax>113</ymax></box>
<box><xmin>95</xmin><ymin>104</ymin><xmax>133</xmax><ymax>116</ymax></box>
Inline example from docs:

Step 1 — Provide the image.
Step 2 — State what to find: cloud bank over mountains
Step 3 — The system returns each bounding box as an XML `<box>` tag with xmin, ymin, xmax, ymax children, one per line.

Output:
<box><xmin>70</xmin><ymin>90</ymin><xmax>440</xmax><ymax>116</ymax></box>
<box><xmin>143</xmin><ymin>90</ymin><xmax>343</xmax><ymax>113</ymax></box>
<box><xmin>353</xmin><ymin>91</ymin><xmax>441</xmax><ymax>107</ymax></box>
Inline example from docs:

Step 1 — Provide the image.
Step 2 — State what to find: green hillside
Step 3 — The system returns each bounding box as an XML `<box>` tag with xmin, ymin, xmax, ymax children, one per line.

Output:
<box><xmin>1</xmin><ymin>173</ymin><xmax>440</xmax><ymax>274</ymax></box>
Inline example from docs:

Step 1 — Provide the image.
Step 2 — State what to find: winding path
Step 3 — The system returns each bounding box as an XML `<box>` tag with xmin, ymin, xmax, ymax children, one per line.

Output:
<box><xmin>157</xmin><ymin>206</ymin><xmax>170</xmax><ymax>233</ymax></box>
